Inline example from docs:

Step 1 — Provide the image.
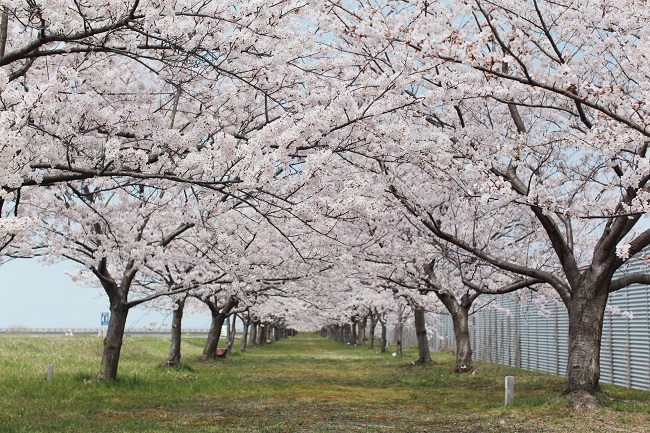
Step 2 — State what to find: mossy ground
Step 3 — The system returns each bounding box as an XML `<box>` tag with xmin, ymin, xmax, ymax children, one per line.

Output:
<box><xmin>0</xmin><ymin>333</ymin><xmax>648</xmax><ymax>432</ymax></box>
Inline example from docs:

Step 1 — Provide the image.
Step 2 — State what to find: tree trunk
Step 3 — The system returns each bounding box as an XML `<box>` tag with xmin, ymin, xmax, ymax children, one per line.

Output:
<box><xmin>201</xmin><ymin>297</ymin><xmax>238</xmax><ymax>359</ymax></box>
<box><xmin>240</xmin><ymin>317</ymin><xmax>249</xmax><ymax>352</ymax></box>
<box><xmin>563</xmin><ymin>278</ymin><xmax>610</xmax><ymax>407</ymax></box>
<box><xmin>368</xmin><ymin>315</ymin><xmax>377</xmax><ymax>349</ymax></box>
<box><xmin>97</xmin><ymin>304</ymin><xmax>129</xmax><ymax>380</ymax></box>
<box><xmin>202</xmin><ymin>311</ymin><xmax>228</xmax><ymax>360</ymax></box>
<box><xmin>436</xmin><ymin>292</ymin><xmax>475</xmax><ymax>373</ymax></box>
<box><xmin>225</xmin><ymin>314</ymin><xmax>236</xmax><ymax>353</ymax></box>
<box><xmin>350</xmin><ymin>320</ymin><xmax>358</xmax><ymax>345</ymax></box>
<box><xmin>450</xmin><ymin>303</ymin><xmax>473</xmax><ymax>372</ymax></box>
<box><xmin>165</xmin><ymin>296</ymin><xmax>186</xmax><ymax>367</ymax></box>
<box><xmin>359</xmin><ymin>316</ymin><xmax>367</xmax><ymax>345</ymax></box>
<box><xmin>249</xmin><ymin>321</ymin><xmax>258</xmax><ymax>347</ymax></box>
<box><xmin>395</xmin><ymin>310</ymin><xmax>403</xmax><ymax>356</ymax></box>
<box><xmin>258</xmin><ymin>323</ymin><xmax>268</xmax><ymax>346</ymax></box>
<box><xmin>413</xmin><ymin>306</ymin><xmax>432</xmax><ymax>364</ymax></box>
<box><xmin>379</xmin><ymin>319</ymin><xmax>387</xmax><ymax>353</ymax></box>
<box><xmin>0</xmin><ymin>7</ymin><xmax>8</xmax><ymax>58</ymax></box>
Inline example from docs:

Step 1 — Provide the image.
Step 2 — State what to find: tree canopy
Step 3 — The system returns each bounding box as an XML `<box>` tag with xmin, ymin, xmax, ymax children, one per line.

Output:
<box><xmin>2</xmin><ymin>0</ymin><xmax>650</xmax><ymax>404</ymax></box>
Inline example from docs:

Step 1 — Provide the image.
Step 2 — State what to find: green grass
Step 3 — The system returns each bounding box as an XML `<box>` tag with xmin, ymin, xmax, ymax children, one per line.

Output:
<box><xmin>0</xmin><ymin>333</ymin><xmax>649</xmax><ymax>432</ymax></box>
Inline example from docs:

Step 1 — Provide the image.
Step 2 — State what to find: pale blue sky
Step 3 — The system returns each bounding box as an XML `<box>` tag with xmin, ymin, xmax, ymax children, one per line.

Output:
<box><xmin>0</xmin><ymin>259</ymin><xmax>212</xmax><ymax>330</ymax></box>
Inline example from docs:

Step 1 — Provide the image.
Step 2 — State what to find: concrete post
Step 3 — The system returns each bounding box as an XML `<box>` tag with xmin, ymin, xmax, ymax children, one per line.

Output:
<box><xmin>505</xmin><ymin>376</ymin><xmax>515</xmax><ymax>405</ymax></box>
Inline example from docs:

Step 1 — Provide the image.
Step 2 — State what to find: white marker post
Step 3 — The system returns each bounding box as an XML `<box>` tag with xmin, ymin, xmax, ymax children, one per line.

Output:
<box><xmin>505</xmin><ymin>376</ymin><xmax>515</xmax><ymax>405</ymax></box>
<box><xmin>46</xmin><ymin>364</ymin><xmax>53</xmax><ymax>382</ymax></box>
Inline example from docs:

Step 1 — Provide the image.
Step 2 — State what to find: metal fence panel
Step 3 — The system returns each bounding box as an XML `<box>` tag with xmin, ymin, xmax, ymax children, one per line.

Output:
<box><xmin>430</xmin><ymin>267</ymin><xmax>650</xmax><ymax>391</ymax></box>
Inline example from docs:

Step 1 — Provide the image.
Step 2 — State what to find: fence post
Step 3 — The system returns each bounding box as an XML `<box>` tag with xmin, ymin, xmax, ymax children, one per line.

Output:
<box><xmin>626</xmin><ymin>316</ymin><xmax>632</xmax><ymax>389</ymax></box>
<box><xmin>514</xmin><ymin>322</ymin><xmax>521</xmax><ymax>368</ymax></box>
<box><xmin>505</xmin><ymin>376</ymin><xmax>515</xmax><ymax>405</ymax></box>
<box><xmin>506</xmin><ymin>317</ymin><xmax>512</xmax><ymax>366</ymax></box>
<box><xmin>609</xmin><ymin>315</ymin><xmax>615</xmax><ymax>385</ymax></box>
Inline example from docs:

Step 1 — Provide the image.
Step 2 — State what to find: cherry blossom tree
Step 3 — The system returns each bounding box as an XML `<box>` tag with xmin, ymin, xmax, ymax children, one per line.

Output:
<box><xmin>198</xmin><ymin>288</ymin><xmax>240</xmax><ymax>360</ymax></box>
<box><xmin>33</xmin><ymin>179</ymin><xmax>217</xmax><ymax>380</ymax></box>
<box><xmin>312</xmin><ymin>0</ymin><xmax>650</xmax><ymax>406</ymax></box>
<box><xmin>10</xmin><ymin>0</ymin><xmax>650</xmax><ymax>408</ymax></box>
<box><xmin>0</xmin><ymin>0</ymin><xmax>372</xmax><ymax>378</ymax></box>
<box><xmin>164</xmin><ymin>292</ymin><xmax>190</xmax><ymax>367</ymax></box>
<box><xmin>142</xmin><ymin>227</ymin><xmax>230</xmax><ymax>367</ymax></box>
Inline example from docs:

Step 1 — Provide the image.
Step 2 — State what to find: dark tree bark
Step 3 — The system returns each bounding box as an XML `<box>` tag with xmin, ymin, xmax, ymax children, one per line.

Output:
<box><xmin>93</xmin><ymin>257</ymin><xmax>138</xmax><ymax>381</ymax></box>
<box><xmin>394</xmin><ymin>309</ymin><xmax>404</xmax><ymax>356</ymax></box>
<box><xmin>97</xmin><ymin>303</ymin><xmax>129</xmax><ymax>380</ymax></box>
<box><xmin>368</xmin><ymin>313</ymin><xmax>377</xmax><ymax>349</ymax></box>
<box><xmin>336</xmin><ymin>325</ymin><xmax>342</xmax><ymax>342</ymax></box>
<box><xmin>201</xmin><ymin>296</ymin><xmax>238</xmax><ymax>360</ymax></box>
<box><xmin>240</xmin><ymin>315</ymin><xmax>250</xmax><ymax>352</ymax></box>
<box><xmin>224</xmin><ymin>314</ymin><xmax>236</xmax><ymax>353</ymax></box>
<box><xmin>379</xmin><ymin>316</ymin><xmax>387</xmax><ymax>353</ymax></box>
<box><xmin>258</xmin><ymin>323</ymin><xmax>268</xmax><ymax>346</ymax></box>
<box><xmin>359</xmin><ymin>315</ymin><xmax>367</xmax><ymax>345</ymax></box>
<box><xmin>249</xmin><ymin>320</ymin><xmax>258</xmax><ymax>347</ymax></box>
<box><xmin>413</xmin><ymin>306</ymin><xmax>432</xmax><ymax>364</ymax></box>
<box><xmin>202</xmin><ymin>312</ymin><xmax>227</xmax><ymax>359</ymax></box>
<box><xmin>165</xmin><ymin>295</ymin><xmax>187</xmax><ymax>367</ymax></box>
<box><xmin>342</xmin><ymin>324</ymin><xmax>350</xmax><ymax>344</ymax></box>
<box><xmin>350</xmin><ymin>320</ymin><xmax>358</xmax><ymax>345</ymax></box>
<box><xmin>0</xmin><ymin>7</ymin><xmax>8</xmax><ymax>58</ymax></box>
<box><xmin>450</xmin><ymin>305</ymin><xmax>473</xmax><ymax>372</ymax></box>
<box><xmin>435</xmin><ymin>291</ymin><xmax>476</xmax><ymax>373</ymax></box>
<box><xmin>563</xmin><ymin>274</ymin><xmax>610</xmax><ymax>403</ymax></box>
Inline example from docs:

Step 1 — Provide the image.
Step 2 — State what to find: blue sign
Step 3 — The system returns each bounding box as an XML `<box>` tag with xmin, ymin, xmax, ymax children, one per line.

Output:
<box><xmin>101</xmin><ymin>312</ymin><xmax>109</xmax><ymax>326</ymax></box>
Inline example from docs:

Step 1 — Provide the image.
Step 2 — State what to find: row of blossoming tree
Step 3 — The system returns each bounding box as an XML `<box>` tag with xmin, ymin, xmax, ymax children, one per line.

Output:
<box><xmin>1</xmin><ymin>0</ymin><xmax>650</xmax><ymax>408</ymax></box>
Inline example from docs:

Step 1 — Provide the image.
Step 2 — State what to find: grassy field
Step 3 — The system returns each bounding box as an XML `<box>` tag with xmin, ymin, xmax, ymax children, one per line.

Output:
<box><xmin>0</xmin><ymin>333</ymin><xmax>649</xmax><ymax>432</ymax></box>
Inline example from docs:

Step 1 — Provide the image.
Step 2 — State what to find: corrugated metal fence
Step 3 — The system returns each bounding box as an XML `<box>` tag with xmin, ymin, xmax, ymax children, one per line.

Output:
<box><xmin>430</xmin><ymin>256</ymin><xmax>650</xmax><ymax>391</ymax></box>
